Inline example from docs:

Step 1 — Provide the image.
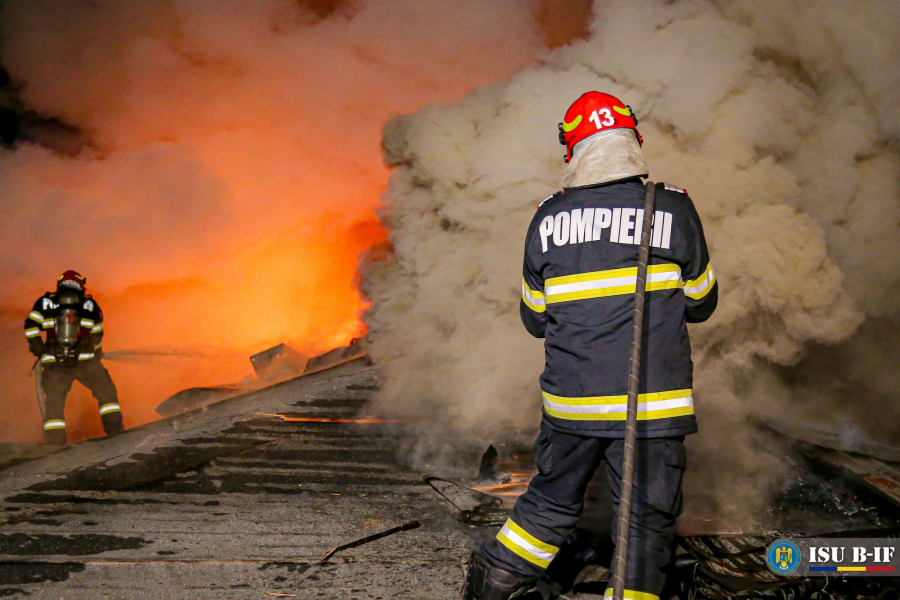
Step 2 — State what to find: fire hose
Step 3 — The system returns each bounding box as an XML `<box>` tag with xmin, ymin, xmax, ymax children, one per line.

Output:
<box><xmin>27</xmin><ymin>349</ymin><xmax>184</xmax><ymax>420</ymax></box>
<box><xmin>28</xmin><ymin>359</ymin><xmax>47</xmax><ymax>421</ymax></box>
<box><xmin>610</xmin><ymin>181</ymin><xmax>657</xmax><ymax>600</ymax></box>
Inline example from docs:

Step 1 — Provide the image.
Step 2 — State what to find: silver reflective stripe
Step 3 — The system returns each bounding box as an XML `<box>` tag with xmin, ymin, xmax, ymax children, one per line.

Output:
<box><xmin>43</xmin><ymin>420</ymin><xmax>66</xmax><ymax>430</ymax></box>
<box><xmin>546</xmin><ymin>274</ymin><xmax>633</xmax><ymax>298</ymax></box>
<box><xmin>522</xmin><ymin>283</ymin><xmax>545</xmax><ymax>308</ymax></box>
<box><xmin>99</xmin><ymin>404</ymin><xmax>121</xmax><ymax>415</ymax></box>
<box><xmin>544</xmin><ymin>264</ymin><xmax>682</xmax><ymax>304</ymax></box>
<box><xmin>495</xmin><ymin>518</ymin><xmax>559</xmax><ymax>568</ymax></box>
<box><xmin>543</xmin><ymin>395</ymin><xmax>694</xmax><ymax>415</ymax></box>
<box><xmin>521</xmin><ymin>279</ymin><xmax>546</xmax><ymax>313</ymax></box>
<box><xmin>542</xmin><ymin>389</ymin><xmax>695</xmax><ymax>421</ymax></box>
<box><xmin>684</xmin><ymin>263</ymin><xmax>716</xmax><ymax>300</ymax></box>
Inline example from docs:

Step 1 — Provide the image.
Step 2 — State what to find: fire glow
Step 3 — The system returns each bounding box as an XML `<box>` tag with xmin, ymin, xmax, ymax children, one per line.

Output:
<box><xmin>258</xmin><ymin>413</ymin><xmax>410</xmax><ymax>424</ymax></box>
<box><xmin>0</xmin><ymin>0</ymin><xmax>566</xmax><ymax>443</ymax></box>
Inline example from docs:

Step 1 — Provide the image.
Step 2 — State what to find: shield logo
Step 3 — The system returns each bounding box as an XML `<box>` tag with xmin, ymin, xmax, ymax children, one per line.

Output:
<box><xmin>776</xmin><ymin>545</ymin><xmax>792</xmax><ymax>569</ymax></box>
<box><xmin>766</xmin><ymin>539</ymin><xmax>801</xmax><ymax>575</ymax></box>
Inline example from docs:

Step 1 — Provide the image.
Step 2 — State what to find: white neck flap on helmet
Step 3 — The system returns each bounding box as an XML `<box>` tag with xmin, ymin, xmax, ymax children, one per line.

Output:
<box><xmin>563</xmin><ymin>128</ymin><xmax>648</xmax><ymax>189</ymax></box>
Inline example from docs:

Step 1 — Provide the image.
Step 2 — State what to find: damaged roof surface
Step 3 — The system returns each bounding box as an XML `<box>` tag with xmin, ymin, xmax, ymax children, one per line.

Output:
<box><xmin>6</xmin><ymin>359</ymin><xmax>900</xmax><ymax>599</ymax></box>
<box><xmin>0</xmin><ymin>362</ymin><xmax>473</xmax><ymax>599</ymax></box>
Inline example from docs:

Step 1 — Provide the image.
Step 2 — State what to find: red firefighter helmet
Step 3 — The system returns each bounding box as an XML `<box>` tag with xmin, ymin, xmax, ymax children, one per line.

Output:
<box><xmin>558</xmin><ymin>92</ymin><xmax>642</xmax><ymax>162</ymax></box>
<box><xmin>57</xmin><ymin>270</ymin><xmax>86</xmax><ymax>293</ymax></box>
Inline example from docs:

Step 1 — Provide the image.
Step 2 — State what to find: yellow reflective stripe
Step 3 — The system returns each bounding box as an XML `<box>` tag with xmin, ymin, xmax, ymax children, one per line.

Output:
<box><xmin>684</xmin><ymin>262</ymin><xmax>716</xmax><ymax>300</ymax></box>
<box><xmin>645</xmin><ymin>263</ymin><xmax>683</xmax><ymax>291</ymax></box>
<box><xmin>25</xmin><ymin>328</ymin><xmax>41</xmax><ymax>338</ymax></box>
<box><xmin>99</xmin><ymin>403</ymin><xmax>121</xmax><ymax>415</ymax></box>
<box><xmin>43</xmin><ymin>420</ymin><xmax>66</xmax><ymax>430</ymax></box>
<box><xmin>41</xmin><ymin>355</ymin><xmax>56</xmax><ymax>363</ymax></box>
<box><xmin>28</xmin><ymin>311</ymin><xmax>44</xmax><ymax>323</ymax></box>
<box><xmin>497</xmin><ymin>533</ymin><xmax>549</xmax><ymax>568</ymax></box>
<box><xmin>91</xmin><ymin>323</ymin><xmax>104</xmax><ymax>333</ymax></box>
<box><xmin>505</xmin><ymin>520</ymin><xmax>558</xmax><ymax>554</ymax></box>
<box><xmin>545</xmin><ymin>264</ymin><xmax>682</xmax><ymax>304</ymax></box>
<box><xmin>80</xmin><ymin>319</ymin><xmax>95</xmax><ymax>328</ymax></box>
<box><xmin>546</xmin><ymin>266</ymin><xmax>633</xmax><ymax>303</ymax></box>
<box><xmin>543</xmin><ymin>388</ymin><xmax>691</xmax><ymax>406</ymax></box>
<box><xmin>497</xmin><ymin>532</ymin><xmax>551</xmax><ymax>568</ymax></box>
<box><xmin>496</xmin><ymin>519</ymin><xmax>558</xmax><ymax>568</ymax></box>
<box><xmin>603</xmin><ymin>589</ymin><xmax>659</xmax><ymax>600</ymax></box>
<box><xmin>542</xmin><ymin>389</ymin><xmax>694</xmax><ymax>421</ymax></box>
<box><xmin>42</xmin><ymin>320</ymin><xmax>54</xmax><ymax>329</ymax></box>
<box><xmin>521</xmin><ymin>278</ymin><xmax>546</xmax><ymax>314</ymax></box>
<box><xmin>78</xmin><ymin>353</ymin><xmax>95</xmax><ymax>361</ymax></box>
<box><xmin>544</xmin><ymin>405</ymin><xmax>695</xmax><ymax>421</ymax></box>
<box><xmin>562</xmin><ymin>115</ymin><xmax>582</xmax><ymax>132</ymax></box>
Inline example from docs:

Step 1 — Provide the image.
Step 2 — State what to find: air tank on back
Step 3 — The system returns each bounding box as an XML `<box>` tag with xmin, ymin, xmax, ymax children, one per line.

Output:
<box><xmin>55</xmin><ymin>291</ymin><xmax>81</xmax><ymax>362</ymax></box>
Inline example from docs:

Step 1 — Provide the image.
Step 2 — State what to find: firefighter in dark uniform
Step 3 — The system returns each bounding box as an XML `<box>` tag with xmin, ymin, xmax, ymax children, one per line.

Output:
<box><xmin>25</xmin><ymin>270</ymin><xmax>123</xmax><ymax>445</ymax></box>
<box><xmin>462</xmin><ymin>92</ymin><xmax>718</xmax><ymax>600</ymax></box>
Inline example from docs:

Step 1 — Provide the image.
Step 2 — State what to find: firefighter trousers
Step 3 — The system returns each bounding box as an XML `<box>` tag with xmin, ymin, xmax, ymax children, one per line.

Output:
<box><xmin>41</xmin><ymin>359</ymin><xmax>123</xmax><ymax>445</ymax></box>
<box><xmin>481</xmin><ymin>422</ymin><xmax>686</xmax><ymax>600</ymax></box>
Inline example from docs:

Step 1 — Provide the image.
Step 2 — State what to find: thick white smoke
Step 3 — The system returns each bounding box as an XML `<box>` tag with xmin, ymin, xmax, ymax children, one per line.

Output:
<box><xmin>363</xmin><ymin>0</ymin><xmax>900</xmax><ymax>524</ymax></box>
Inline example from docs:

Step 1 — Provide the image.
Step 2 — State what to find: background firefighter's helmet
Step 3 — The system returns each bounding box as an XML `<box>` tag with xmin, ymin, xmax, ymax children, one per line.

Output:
<box><xmin>558</xmin><ymin>91</ymin><xmax>642</xmax><ymax>163</ymax></box>
<box><xmin>57</xmin><ymin>270</ymin><xmax>86</xmax><ymax>293</ymax></box>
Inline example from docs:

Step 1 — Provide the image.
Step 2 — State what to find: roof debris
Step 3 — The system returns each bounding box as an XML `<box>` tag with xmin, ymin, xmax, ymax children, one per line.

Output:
<box><xmin>156</xmin><ymin>340</ymin><xmax>370</xmax><ymax>417</ymax></box>
<box><xmin>320</xmin><ymin>520</ymin><xmax>421</xmax><ymax>564</ymax></box>
<box><xmin>668</xmin><ymin>421</ymin><xmax>900</xmax><ymax>598</ymax></box>
<box><xmin>425</xmin><ymin>476</ymin><xmax>509</xmax><ymax>527</ymax></box>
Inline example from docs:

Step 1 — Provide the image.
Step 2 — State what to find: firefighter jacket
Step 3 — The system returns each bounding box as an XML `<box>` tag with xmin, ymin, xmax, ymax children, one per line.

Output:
<box><xmin>24</xmin><ymin>292</ymin><xmax>105</xmax><ymax>365</ymax></box>
<box><xmin>520</xmin><ymin>179</ymin><xmax>718</xmax><ymax>438</ymax></box>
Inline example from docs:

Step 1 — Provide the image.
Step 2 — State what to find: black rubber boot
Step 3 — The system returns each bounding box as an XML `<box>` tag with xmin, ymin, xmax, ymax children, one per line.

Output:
<box><xmin>101</xmin><ymin>412</ymin><xmax>124</xmax><ymax>436</ymax></box>
<box><xmin>43</xmin><ymin>428</ymin><xmax>66</xmax><ymax>446</ymax></box>
<box><xmin>462</xmin><ymin>551</ymin><xmax>536</xmax><ymax>600</ymax></box>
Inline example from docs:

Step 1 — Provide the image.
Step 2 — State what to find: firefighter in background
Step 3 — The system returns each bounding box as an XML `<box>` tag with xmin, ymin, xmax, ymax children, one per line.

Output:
<box><xmin>24</xmin><ymin>271</ymin><xmax>123</xmax><ymax>445</ymax></box>
<box><xmin>462</xmin><ymin>93</ymin><xmax>718</xmax><ymax>599</ymax></box>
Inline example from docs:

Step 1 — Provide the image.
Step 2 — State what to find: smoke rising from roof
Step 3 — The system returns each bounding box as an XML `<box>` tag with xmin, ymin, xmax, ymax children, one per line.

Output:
<box><xmin>0</xmin><ymin>0</ymin><xmax>561</xmax><ymax>442</ymax></box>
<box><xmin>362</xmin><ymin>0</ymin><xmax>900</xmax><ymax>524</ymax></box>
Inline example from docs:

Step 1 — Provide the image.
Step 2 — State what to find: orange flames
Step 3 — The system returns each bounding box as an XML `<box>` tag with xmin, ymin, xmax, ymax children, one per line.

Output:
<box><xmin>0</xmin><ymin>130</ymin><xmax>394</xmax><ymax>443</ymax></box>
<box><xmin>69</xmin><ymin>215</ymin><xmax>387</xmax><ymax>442</ymax></box>
<box><xmin>0</xmin><ymin>0</ymin><xmax>594</xmax><ymax>444</ymax></box>
<box><xmin>473</xmin><ymin>472</ymin><xmax>534</xmax><ymax>504</ymax></box>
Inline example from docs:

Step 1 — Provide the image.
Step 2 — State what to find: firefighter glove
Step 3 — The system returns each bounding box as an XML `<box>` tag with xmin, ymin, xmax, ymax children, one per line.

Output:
<box><xmin>28</xmin><ymin>337</ymin><xmax>45</xmax><ymax>358</ymax></box>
